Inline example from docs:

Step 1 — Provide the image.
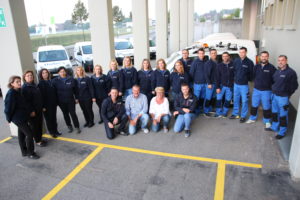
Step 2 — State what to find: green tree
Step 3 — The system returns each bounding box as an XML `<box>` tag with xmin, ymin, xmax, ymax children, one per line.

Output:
<box><xmin>71</xmin><ymin>0</ymin><xmax>89</xmax><ymax>41</ymax></box>
<box><xmin>113</xmin><ymin>6</ymin><xmax>125</xmax><ymax>23</ymax></box>
<box><xmin>233</xmin><ymin>8</ymin><xmax>241</xmax><ymax>18</ymax></box>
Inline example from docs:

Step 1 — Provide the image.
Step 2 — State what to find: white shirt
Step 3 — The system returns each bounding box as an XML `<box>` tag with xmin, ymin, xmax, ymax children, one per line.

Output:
<box><xmin>149</xmin><ymin>97</ymin><xmax>171</xmax><ymax>119</ymax></box>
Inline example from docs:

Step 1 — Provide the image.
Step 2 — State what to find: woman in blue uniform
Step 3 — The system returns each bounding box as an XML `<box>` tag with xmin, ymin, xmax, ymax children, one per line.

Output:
<box><xmin>137</xmin><ymin>59</ymin><xmax>153</xmax><ymax>104</ymax></box>
<box><xmin>121</xmin><ymin>56</ymin><xmax>138</xmax><ymax>99</ymax></box>
<box><xmin>151</xmin><ymin>58</ymin><xmax>171</xmax><ymax>97</ymax></box>
<box><xmin>170</xmin><ymin>60</ymin><xmax>190</xmax><ymax>101</ymax></box>
<box><xmin>107</xmin><ymin>59</ymin><xmax>124</xmax><ymax>97</ymax></box>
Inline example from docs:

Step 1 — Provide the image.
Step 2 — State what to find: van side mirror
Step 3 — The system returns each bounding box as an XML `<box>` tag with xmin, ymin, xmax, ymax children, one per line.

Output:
<box><xmin>69</xmin><ymin>56</ymin><xmax>73</xmax><ymax>60</ymax></box>
<box><xmin>77</xmin><ymin>52</ymin><xmax>82</xmax><ymax>56</ymax></box>
<box><xmin>34</xmin><ymin>59</ymin><xmax>37</xmax><ymax>64</ymax></box>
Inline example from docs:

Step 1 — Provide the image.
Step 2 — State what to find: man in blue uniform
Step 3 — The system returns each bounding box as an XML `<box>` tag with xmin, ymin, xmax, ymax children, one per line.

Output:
<box><xmin>179</xmin><ymin>49</ymin><xmax>194</xmax><ymax>74</ymax></box>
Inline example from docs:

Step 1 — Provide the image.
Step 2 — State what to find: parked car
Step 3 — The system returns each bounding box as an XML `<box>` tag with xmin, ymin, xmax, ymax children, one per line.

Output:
<box><xmin>74</xmin><ymin>41</ymin><xmax>93</xmax><ymax>72</ymax></box>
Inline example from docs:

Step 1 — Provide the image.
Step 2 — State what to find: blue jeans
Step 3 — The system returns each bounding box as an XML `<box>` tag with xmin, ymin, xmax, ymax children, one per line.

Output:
<box><xmin>193</xmin><ymin>83</ymin><xmax>206</xmax><ymax>114</ymax></box>
<box><xmin>128</xmin><ymin>113</ymin><xmax>149</xmax><ymax>135</ymax></box>
<box><xmin>204</xmin><ymin>84</ymin><xmax>216</xmax><ymax>114</ymax></box>
<box><xmin>271</xmin><ymin>94</ymin><xmax>289</xmax><ymax>136</ymax></box>
<box><xmin>173</xmin><ymin>113</ymin><xmax>196</xmax><ymax>132</ymax></box>
<box><xmin>232</xmin><ymin>83</ymin><xmax>249</xmax><ymax>118</ymax></box>
<box><xmin>151</xmin><ymin>115</ymin><xmax>171</xmax><ymax>132</ymax></box>
<box><xmin>216</xmin><ymin>86</ymin><xmax>233</xmax><ymax>116</ymax></box>
<box><xmin>249</xmin><ymin>88</ymin><xmax>272</xmax><ymax>123</ymax></box>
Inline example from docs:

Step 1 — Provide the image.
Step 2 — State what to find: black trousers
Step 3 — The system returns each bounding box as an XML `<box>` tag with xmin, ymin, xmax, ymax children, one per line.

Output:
<box><xmin>28</xmin><ymin>111</ymin><xmax>43</xmax><ymax>143</ymax></box>
<box><xmin>43</xmin><ymin>104</ymin><xmax>58</xmax><ymax>135</ymax></box>
<box><xmin>104</xmin><ymin>114</ymin><xmax>128</xmax><ymax>139</ymax></box>
<box><xmin>58</xmin><ymin>102</ymin><xmax>80</xmax><ymax>128</ymax></box>
<box><xmin>95</xmin><ymin>98</ymin><xmax>104</xmax><ymax>121</ymax></box>
<box><xmin>79</xmin><ymin>99</ymin><xmax>94</xmax><ymax>124</ymax></box>
<box><xmin>17</xmin><ymin>122</ymin><xmax>35</xmax><ymax>155</ymax></box>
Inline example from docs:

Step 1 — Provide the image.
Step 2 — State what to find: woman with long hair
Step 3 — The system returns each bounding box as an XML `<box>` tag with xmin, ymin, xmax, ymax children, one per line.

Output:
<box><xmin>137</xmin><ymin>59</ymin><xmax>153</xmax><ymax>104</ymax></box>
<box><xmin>121</xmin><ymin>56</ymin><xmax>137</xmax><ymax>99</ymax></box>
<box><xmin>151</xmin><ymin>58</ymin><xmax>170</xmax><ymax>97</ymax></box>
<box><xmin>107</xmin><ymin>59</ymin><xmax>124</xmax><ymax>97</ymax></box>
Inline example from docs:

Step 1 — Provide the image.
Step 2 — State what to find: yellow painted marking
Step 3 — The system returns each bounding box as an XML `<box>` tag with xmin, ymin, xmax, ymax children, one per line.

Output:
<box><xmin>41</xmin><ymin>145</ymin><xmax>104</xmax><ymax>200</ymax></box>
<box><xmin>214</xmin><ymin>162</ymin><xmax>226</xmax><ymax>200</ymax></box>
<box><xmin>43</xmin><ymin>134</ymin><xmax>262</xmax><ymax>168</ymax></box>
<box><xmin>0</xmin><ymin>136</ymin><xmax>12</xmax><ymax>144</ymax></box>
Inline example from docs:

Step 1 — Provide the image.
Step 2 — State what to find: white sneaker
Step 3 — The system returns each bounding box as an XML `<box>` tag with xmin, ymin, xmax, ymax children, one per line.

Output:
<box><xmin>143</xmin><ymin>128</ymin><xmax>149</xmax><ymax>134</ymax></box>
<box><xmin>265</xmin><ymin>122</ymin><xmax>271</xmax><ymax>129</ymax></box>
<box><xmin>163</xmin><ymin>127</ymin><xmax>168</xmax><ymax>133</ymax></box>
<box><xmin>246</xmin><ymin>119</ymin><xmax>255</xmax><ymax>124</ymax></box>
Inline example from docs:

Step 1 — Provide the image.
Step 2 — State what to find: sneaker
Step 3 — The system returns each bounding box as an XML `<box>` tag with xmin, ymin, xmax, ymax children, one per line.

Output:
<box><xmin>204</xmin><ymin>113</ymin><xmax>211</xmax><ymax>118</ymax></box>
<box><xmin>68</xmin><ymin>126</ymin><xmax>73</xmax><ymax>133</ymax></box>
<box><xmin>240</xmin><ymin>118</ymin><xmax>246</xmax><ymax>123</ymax></box>
<box><xmin>28</xmin><ymin>153</ymin><xmax>40</xmax><ymax>159</ymax></box>
<box><xmin>185</xmin><ymin>130</ymin><xmax>191</xmax><ymax>138</ymax></box>
<box><xmin>246</xmin><ymin>119</ymin><xmax>255</xmax><ymax>124</ymax></box>
<box><xmin>264</xmin><ymin>127</ymin><xmax>273</xmax><ymax>132</ymax></box>
<box><xmin>119</xmin><ymin>131</ymin><xmax>128</xmax><ymax>136</ymax></box>
<box><xmin>36</xmin><ymin>140</ymin><xmax>47</xmax><ymax>147</ymax></box>
<box><xmin>163</xmin><ymin>127</ymin><xmax>169</xmax><ymax>133</ymax></box>
<box><xmin>229</xmin><ymin>115</ymin><xmax>240</xmax><ymax>119</ymax></box>
<box><xmin>275</xmin><ymin>135</ymin><xmax>285</xmax><ymax>140</ymax></box>
<box><xmin>143</xmin><ymin>128</ymin><xmax>149</xmax><ymax>134</ymax></box>
<box><xmin>76</xmin><ymin>128</ymin><xmax>81</xmax><ymax>134</ymax></box>
<box><xmin>222</xmin><ymin>115</ymin><xmax>227</xmax><ymax>119</ymax></box>
<box><xmin>265</xmin><ymin>122</ymin><xmax>271</xmax><ymax>129</ymax></box>
<box><xmin>213</xmin><ymin>114</ymin><xmax>222</xmax><ymax>118</ymax></box>
<box><xmin>83</xmin><ymin>123</ymin><xmax>89</xmax><ymax>127</ymax></box>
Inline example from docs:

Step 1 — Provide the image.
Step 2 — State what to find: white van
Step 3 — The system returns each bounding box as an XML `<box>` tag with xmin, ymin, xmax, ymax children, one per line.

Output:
<box><xmin>35</xmin><ymin>45</ymin><xmax>73</xmax><ymax>76</ymax></box>
<box><xmin>74</xmin><ymin>41</ymin><xmax>93</xmax><ymax>72</ymax></box>
<box><xmin>115</xmin><ymin>38</ymin><xmax>134</xmax><ymax>65</ymax></box>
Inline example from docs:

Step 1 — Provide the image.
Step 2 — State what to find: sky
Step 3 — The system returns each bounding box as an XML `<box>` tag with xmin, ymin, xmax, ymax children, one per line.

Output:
<box><xmin>24</xmin><ymin>0</ymin><xmax>244</xmax><ymax>26</ymax></box>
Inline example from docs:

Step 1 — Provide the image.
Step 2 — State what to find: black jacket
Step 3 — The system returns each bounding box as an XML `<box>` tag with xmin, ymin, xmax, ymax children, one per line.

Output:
<box><xmin>151</xmin><ymin>69</ymin><xmax>171</xmax><ymax>91</ymax></box>
<box><xmin>272</xmin><ymin>65</ymin><xmax>298</xmax><ymax>97</ymax></box>
<box><xmin>107</xmin><ymin>70</ymin><xmax>124</xmax><ymax>92</ymax></box>
<box><xmin>253</xmin><ymin>62</ymin><xmax>276</xmax><ymax>91</ymax></box>
<box><xmin>4</xmin><ymin>88</ymin><xmax>30</xmax><ymax>125</ymax></box>
<box><xmin>216</xmin><ymin>61</ymin><xmax>235</xmax><ymax>89</ymax></box>
<box><xmin>170</xmin><ymin>72</ymin><xmax>190</xmax><ymax>94</ymax></box>
<box><xmin>101</xmin><ymin>97</ymin><xmax>125</xmax><ymax>123</ymax></box>
<box><xmin>174</xmin><ymin>93</ymin><xmax>197</xmax><ymax>114</ymax></box>
<box><xmin>233</xmin><ymin>57</ymin><xmax>254</xmax><ymax>85</ymax></box>
<box><xmin>76</xmin><ymin>76</ymin><xmax>95</xmax><ymax>101</ymax></box>
<box><xmin>91</xmin><ymin>74</ymin><xmax>111</xmax><ymax>100</ymax></box>
<box><xmin>179</xmin><ymin>58</ymin><xmax>194</xmax><ymax>74</ymax></box>
<box><xmin>121</xmin><ymin>67</ymin><xmax>138</xmax><ymax>90</ymax></box>
<box><xmin>52</xmin><ymin>76</ymin><xmax>78</xmax><ymax>103</ymax></box>
<box><xmin>138</xmin><ymin>69</ymin><xmax>153</xmax><ymax>93</ymax></box>
<box><xmin>204</xmin><ymin>59</ymin><xmax>218</xmax><ymax>84</ymax></box>
<box><xmin>189</xmin><ymin>58</ymin><xmax>206</xmax><ymax>84</ymax></box>
<box><xmin>37</xmin><ymin>79</ymin><xmax>57</xmax><ymax>108</ymax></box>
<box><xmin>22</xmin><ymin>82</ymin><xmax>43</xmax><ymax>113</ymax></box>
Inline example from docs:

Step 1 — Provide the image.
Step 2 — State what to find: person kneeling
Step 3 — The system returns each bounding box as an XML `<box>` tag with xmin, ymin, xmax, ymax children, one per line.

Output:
<box><xmin>173</xmin><ymin>84</ymin><xmax>197</xmax><ymax>137</ymax></box>
<box><xmin>101</xmin><ymin>88</ymin><xmax>128</xmax><ymax>139</ymax></box>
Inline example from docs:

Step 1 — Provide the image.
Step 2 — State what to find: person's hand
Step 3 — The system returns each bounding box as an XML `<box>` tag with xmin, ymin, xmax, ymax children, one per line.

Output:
<box><xmin>113</xmin><ymin>117</ymin><xmax>119</xmax><ymax>125</ymax></box>
<box><xmin>92</xmin><ymin>98</ymin><xmax>96</xmax><ymax>102</ymax></box>
<box><xmin>42</xmin><ymin>108</ymin><xmax>46</xmax><ymax>112</ymax></box>
<box><xmin>108</xmin><ymin>122</ymin><xmax>114</xmax><ymax>128</ymax></box>
<box><xmin>152</xmin><ymin>91</ymin><xmax>155</xmax><ymax>95</ymax></box>
<box><xmin>119</xmin><ymin>92</ymin><xmax>123</xmax><ymax>96</ymax></box>
<box><xmin>216</xmin><ymin>88</ymin><xmax>221</xmax><ymax>94</ymax></box>
<box><xmin>75</xmin><ymin>99</ymin><xmax>79</xmax><ymax>104</ymax></box>
<box><xmin>152</xmin><ymin>119</ymin><xmax>157</xmax><ymax>125</ymax></box>
<box><xmin>156</xmin><ymin>115</ymin><xmax>161</xmax><ymax>123</ymax></box>
<box><xmin>207</xmin><ymin>84</ymin><xmax>212</xmax><ymax>89</ymax></box>
<box><xmin>130</xmin><ymin>120</ymin><xmax>136</xmax><ymax>126</ymax></box>
<box><xmin>30</xmin><ymin>112</ymin><xmax>36</xmax><ymax>117</ymax></box>
<box><xmin>173</xmin><ymin>111</ymin><xmax>179</xmax><ymax>116</ymax></box>
<box><xmin>182</xmin><ymin>108</ymin><xmax>190</xmax><ymax>113</ymax></box>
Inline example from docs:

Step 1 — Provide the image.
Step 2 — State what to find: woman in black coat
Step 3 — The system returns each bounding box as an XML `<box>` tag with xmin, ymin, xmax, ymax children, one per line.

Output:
<box><xmin>22</xmin><ymin>70</ymin><xmax>47</xmax><ymax>147</ymax></box>
<box><xmin>38</xmin><ymin>69</ymin><xmax>61</xmax><ymax>138</ymax></box>
<box><xmin>137</xmin><ymin>59</ymin><xmax>153</xmax><ymax>105</ymax></box>
<box><xmin>4</xmin><ymin>76</ymin><xmax>39</xmax><ymax>159</ymax></box>
<box><xmin>91</xmin><ymin>64</ymin><xmax>111</xmax><ymax>124</ymax></box>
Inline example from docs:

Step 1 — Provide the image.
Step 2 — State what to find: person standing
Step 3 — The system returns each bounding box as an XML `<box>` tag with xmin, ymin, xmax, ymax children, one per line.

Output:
<box><xmin>52</xmin><ymin>67</ymin><xmax>81</xmax><ymax>133</ymax></box>
<box><xmin>179</xmin><ymin>49</ymin><xmax>194</xmax><ymax>74</ymax></box>
<box><xmin>4</xmin><ymin>76</ymin><xmax>39</xmax><ymax>159</ymax></box>
<box><xmin>151</xmin><ymin>59</ymin><xmax>171</xmax><ymax>97</ymax></box>
<box><xmin>122</xmin><ymin>56</ymin><xmax>138</xmax><ymax>99</ymax></box>
<box><xmin>107</xmin><ymin>59</ymin><xmax>124</xmax><ymax>97</ymax></box>
<box><xmin>138</xmin><ymin>59</ymin><xmax>153</xmax><ymax>105</ymax></box>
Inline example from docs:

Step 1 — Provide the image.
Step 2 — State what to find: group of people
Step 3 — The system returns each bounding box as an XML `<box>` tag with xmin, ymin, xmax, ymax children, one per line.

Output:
<box><xmin>3</xmin><ymin>48</ymin><xmax>298</xmax><ymax>159</ymax></box>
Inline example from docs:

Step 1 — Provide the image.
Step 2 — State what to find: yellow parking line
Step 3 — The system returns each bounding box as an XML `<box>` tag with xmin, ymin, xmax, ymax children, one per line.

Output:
<box><xmin>0</xmin><ymin>136</ymin><xmax>12</xmax><ymax>144</ymax></box>
<box><xmin>43</xmin><ymin>135</ymin><xmax>262</xmax><ymax>168</ymax></box>
<box><xmin>41</xmin><ymin>145</ymin><xmax>104</xmax><ymax>200</ymax></box>
<box><xmin>214</xmin><ymin>162</ymin><xmax>226</xmax><ymax>200</ymax></box>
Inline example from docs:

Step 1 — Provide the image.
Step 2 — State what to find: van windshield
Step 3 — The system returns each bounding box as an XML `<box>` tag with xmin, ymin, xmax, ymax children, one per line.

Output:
<box><xmin>39</xmin><ymin>50</ymin><xmax>68</xmax><ymax>62</ymax></box>
<box><xmin>115</xmin><ymin>41</ymin><xmax>133</xmax><ymax>50</ymax></box>
<box><xmin>82</xmin><ymin>45</ymin><xmax>92</xmax><ymax>54</ymax></box>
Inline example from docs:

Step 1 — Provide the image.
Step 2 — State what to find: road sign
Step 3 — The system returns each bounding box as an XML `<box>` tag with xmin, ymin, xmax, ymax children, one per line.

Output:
<box><xmin>0</xmin><ymin>8</ymin><xmax>7</xmax><ymax>28</ymax></box>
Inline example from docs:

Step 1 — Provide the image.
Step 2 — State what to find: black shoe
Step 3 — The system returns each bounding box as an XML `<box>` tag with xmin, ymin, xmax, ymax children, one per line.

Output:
<box><xmin>28</xmin><ymin>153</ymin><xmax>40</xmax><ymax>159</ymax></box>
<box><xmin>240</xmin><ymin>118</ymin><xmax>246</xmax><ymax>123</ymax></box>
<box><xmin>50</xmin><ymin>134</ymin><xmax>57</xmax><ymax>138</ymax></box>
<box><xmin>185</xmin><ymin>130</ymin><xmax>191</xmax><ymax>138</ymax></box>
<box><xmin>88</xmin><ymin>122</ymin><xmax>95</xmax><ymax>128</ymax></box>
<box><xmin>264</xmin><ymin>128</ymin><xmax>273</xmax><ymax>132</ymax></box>
<box><xmin>36</xmin><ymin>140</ymin><xmax>47</xmax><ymax>147</ymax></box>
<box><xmin>76</xmin><ymin>128</ymin><xmax>81</xmax><ymax>134</ymax></box>
<box><xmin>68</xmin><ymin>126</ymin><xmax>73</xmax><ymax>133</ymax></box>
<box><xmin>98</xmin><ymin>120</ymin><xmax>103</xmax><ymax>124</ymax></box>
<box><xmin>83</xmin><ymin>123</ymin><xmax>89</xmax><ymax>127</ymax></box>
<box><xmin>22</xmin><ymin>152</ymin><xmax>28</xmax><ymax>157</ymax></box>
<box><xmin>119</xmin><ymin>131</ymin><xmax>128</xmax><ymax>136</ymax></box>
<box><xmin>229</xmin><ymin>115</ymin><xmax>240</xmax><ymax>119</ymax></box>
<box><xmin>275</xmin><ymin>135</ymin><xmax>285</xmax><ymax>140</ymax></box>
<box><xmin>55</xmin><ymin>132</ymin><xmax>62</xmax><ymax>136</ymax></box>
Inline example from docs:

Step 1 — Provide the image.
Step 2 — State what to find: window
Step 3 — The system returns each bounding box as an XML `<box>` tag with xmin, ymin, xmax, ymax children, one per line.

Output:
<box><xmin>274</xmin><ymin>0</ymin><xmax>285</xmax><ymax>28</ymax></box>
<box><xmin>39</xmin><ymin>50</ymin><xmax>68</xmax><ymax>62</ymax></box>
<box><xmin>82</xmin><ymin>45</ymin><xmax>92</xmax><ymax>54</ymax></box>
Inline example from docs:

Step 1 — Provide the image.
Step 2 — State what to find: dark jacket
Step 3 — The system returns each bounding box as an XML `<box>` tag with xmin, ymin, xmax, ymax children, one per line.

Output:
<box><xmin>22</xmin><ymin>82</ymin><xmax>43</xmax><ymax>113</ymax></box>
<box><xmin>107</xmin><ymin>70</ymin><xmax>124</xmax><ymax>92</ymax></box>
<box><xmin>138</xmin><ymin>69</ymin><xmax>153</xmax><ymax>93</ymax></box>
<box><xmin>233</xmin><ymin>57</ymin><xmax>254</xmax><ymax>85</ymax></box>
<box><xmin>272</xmin><ymin>65</ymin><xmax>298</xmax><ymax>97</ymax></box>
<box><xmin>253</xmin><ymin>62</ymin><xmax>276</xmax><ymax>91</ymax></box>
<box><xmin>151</xmin><ymin>69</ymin><xmax>171</xmax><ymax>91</ymax></box>
<box><xmin>179</xmin><ymin>58</ymin><xmax>194</xmax><ymax>74</ymax></box>
<box><xmin>52</xmin><ymin>76</ymin><xmax>78</xmax><ymax>103</ymax></box>
<box><xmin>216</xmin><ymin>61</ymin><xmax>235</xmax><ymax>89</ymax></box>
<box><xmin>174</xmin><ymin>93</ymin><xmax>197</xmax><ymax>114</ymax></box>
<box><xmin>121</xmin><ymin>67</ymin><xmax>138</xmax><ymax>90</ymax></box>
<box><xmin>91</xmin><ymin>74</ymin><xmax>111</xmax><ymax>100</ymax></box>
<box><xmin>189</xmin><ymin>58</ymin><xmax>206</xmax><ymax>84</ymax></box>
<box><xmin>204</xmin><ymin>59</ymin><xmax>218</xmax><ymax>84</ymax></box>
<box><xmin>75</xmin><ymin>76</ymin><xmax>95</xmax><ymax>101</ymax></box>
<box><xmin>4</xmin><ymin>88</ymin><xmax>30</xmax><ymax>125</ymax></box>
<box><xmin>37</xmin><ymin>79</ymin><xmax>57</xmax><ymax>108</ymax></box>
<box><xmin>101</xmin><ymin>97</ymin><xmax>125</xmax><ymax>123</ymax></box>
<box><xmin>170</xmin><ymin>72</ymin><xmax>190</xmax><ymax>94</ymax></box>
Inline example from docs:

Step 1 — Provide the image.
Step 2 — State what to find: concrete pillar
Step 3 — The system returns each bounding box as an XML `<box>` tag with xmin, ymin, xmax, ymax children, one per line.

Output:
<box><xmin>0</xmin><ymin>0</ymin><xmax>35</xmax><ymax>136</ymax></box>
<box><xmin>187</xmin><ymin>0</ymin><xmax>194</xmax><ymax>46</ymax></box>
<box><xmin>132</xmin><ymin>0</ymin><xmax>149</xmax><ymax>67</ymax></box>
<box><xmin>170</xmin><ymin>0</ymin><xmax>180</xmax><ymax>54</ymax></box>
<box><xmin>155</xmin><ymin>0</ymin><xmax>168</xmax><ymax>59</ymax></box>
<box><xmin>88</xmin><ymin>0</ymin><xmax>114</xmax><ymax>73</ymax></box>
<box><xmin>179</xmin><ymin>0</ymin><xmax>188</xmax><ymax>49</ymax></box>
<box><xmin>242</xmin><ymin>0</ymin><xmax>258</xmax><ymax>40</ymax></box>
<box><xmin>289</xmin><ymin>99</ymin><xmax>300</xmax><ymax>179</ymax></box>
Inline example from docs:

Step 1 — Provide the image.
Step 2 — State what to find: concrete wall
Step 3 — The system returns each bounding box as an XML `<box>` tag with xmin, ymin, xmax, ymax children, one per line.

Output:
<box><xmin>219</xmin><ymin>19</ymin><xmax>242</xmax><ymax>38</ymax></box>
